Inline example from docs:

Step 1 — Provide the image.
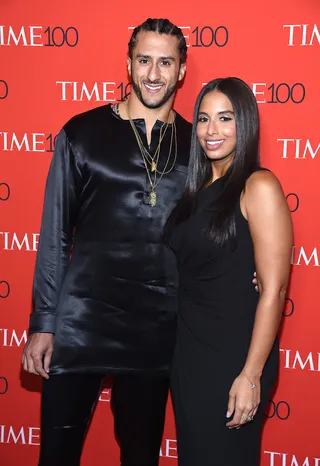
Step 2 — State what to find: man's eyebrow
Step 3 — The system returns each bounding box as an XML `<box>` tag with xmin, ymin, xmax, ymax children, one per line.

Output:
<box><xmin>160</xmin><ymin>56</ymin><xmax>176</xmax><ymax>61</ymax></box>
<box><xmin>136</xmin><ymin>54</ymin><xmax>176</xmax><ymax>61</ymax></box>
<box><xmin>136</xmin><ymin>54</ymin><xmax>151</xmax><ymax>59</ymax></box>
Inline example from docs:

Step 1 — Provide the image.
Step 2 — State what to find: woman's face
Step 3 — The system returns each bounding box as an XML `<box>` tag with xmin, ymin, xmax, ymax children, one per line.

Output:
<box><xmin>196</xmin><ymin>90</ymin><xmax>237</xmax><ymax>162</ymax></box>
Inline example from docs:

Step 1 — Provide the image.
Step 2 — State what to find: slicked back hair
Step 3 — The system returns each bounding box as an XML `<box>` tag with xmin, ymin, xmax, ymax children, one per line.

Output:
<box><xmin>128</xmin><ymin>18</ymin><xmax>187</xmax><ymax>65</ymax></box>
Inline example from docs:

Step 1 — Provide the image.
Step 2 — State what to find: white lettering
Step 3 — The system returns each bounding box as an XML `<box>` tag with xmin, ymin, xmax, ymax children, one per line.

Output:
<box><xmin>283</xmin><ymin>24</ymin><xmax>320</xmax><ymax>46</ymax></box>
<box><xmin>0</xmin><ymin>426</ymin><xmax>40</xmax><ymax>444</ymax></box>
<box><xmin>278</xmin><ymin>139</ymin><xmax>295</xmax><ymax>158</ymax></box>
<box><xmin>265</xmin><ymin>451</ymin><xmax>282</xmax><ymax>466</ymax></box>
<box><xmin>283</xmin><ymin>24</ymin><xmax>302</xmax><ymax>46</ymax></box>
<box><xmin>280</xmin><ymin>349</ymin><xmax>320</xmax><ymax>371</ymax></box>
<box><xmin>0</xmin><ymin>132</ymin><xmax>46</xmax><ymax>152</ymax></box>
<box><xmin>0</xmin><ymin>232</ymin><xmax>9</xmax><ymax>250</ymax></box>
<box><xmin>160</xmin><ymin>439</ymin><xmax>178</xmax><ymax>458</ymax></box>
<box><xmin>29</xmin><ymin>26</ymin><xmax>43</xmax><ymax>46</ymax></box>
<box><xmin>279</xmin><ymin>349</ymin><xmax>291</xmax><ymax>369</ymax></box>
<box><xmin>7</xmin><ymin>426</ymin><xmax>26</xmax><ymax>444</ymax></box>
<box><xmin>11</xmin><ymin>233</ymin><xmax>30</xmax><ymax>251</ymax></box>
<box><xmin>265</xmin><ymin>452</ymin><xmax>320</xmax><ymax>466</ymax></box>
<box><xmin>303</xmin><ymin>140</ymin><xmax>320</xmax><ymax>159</ymax></box>
<box><xmin>56</xmin><ymin>81</ymin><xmax>72</xmax><ymax>101</ymax></box>
<box><xmin>310</xmin><ymin>24</ymin><xmax>320</xmax><ymax>45</ymax></box>
<box><xmin>295</xmin><ymin>139</ymin><xmax>301</xmax><ymax>158</ymax></box>
<box><xmin>7</xmin><ymin>26</ymin><xmax>28</xmax><ymax>46</ymax></box>
<box><xmin>102</xmin><ymin>82</ymin><xmax>116</xmax><ymax>102</ymax></box>
<box><xmin>80</xmin><ymin>82</ymin><xmax>100</xmax><ymax>101</ymax></box>
<box><xmin>28</xmin><ymin>427</ymin><xmax>40</xmax><ymax>445</ymax></box>
<box><xmin>251</xmin><ymin>83</ymin><xmax>266</xmax><ymax>103</ymax></box>
<box><xmin>0</xmin><ymin>26</ymin><xmax>44</xmax><ymax>46</ymax></box>
<box><xmin>278</xmin><ymin>139</ymin><xmax>319</xmax><ymax>159</ymax></box>
<box><xmin>33</xmin><ymin>234</ymin><xmax>39</xmax><ymax>251</ymax></box>
<box><xmin>301</xmin><ymin>24</ymin><xmax>308</xmax><ymax>46</ymax></box>
<box><xmin>0</xmin><ymin>329</ymin><xmax>27</xmax><ymax>347</ymax></box>
<box><xmin>293</xmin><ymin>456</ymin><xmax>310</xmax><ymax>466</ymax></box>
<box><xmin>179</xmin><ymin>26</ymin><xmax>191</xmax><ymax>47</ymax></box>
<box><xmin>32</xmin><ymin>134</ymin><xmax>45</xmax><ymax>152</ymax></box>
<box><xmin>57</xmin><ymin>81</ymin><xmax>117</xmax><ymax>101</ymax></box>
<box><xmin>9</xmin><ymin>133</ymin><xmax>29</xmax><ymax>151</ymax></box>
<box><xmin>1</xmin><ymin>329</ymin><xmax>8</xmax><ymax>346</ymax></box>
<box><xmin>295</xmin><ymin>247</ymin><xmax>319</xmax><ymax>266</ymax></box>
<box><xmin>99</xmin><ymin>388</ymin><xmax>111</xmax><ymax>402</ymax></box>
<box><xmin>0</xmin><ymin>232</ymin><xmax>39</xmax><ymax>251</ymax></box>
<box><xmin>292</xmin><ymin>352</ymin><xmax>315</xmax><ymax>371</ymax></box>
<box><xmin>10</xmin><ymin>330</ymin><xmax>28</xmax><ymax>347</ymax></box>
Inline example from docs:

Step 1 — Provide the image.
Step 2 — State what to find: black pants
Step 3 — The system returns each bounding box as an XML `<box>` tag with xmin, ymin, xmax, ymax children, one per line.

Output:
<box><xmin>38</xmin><ymin>373</ymin><xmax>170</xmax><ymax>466</ymax></box>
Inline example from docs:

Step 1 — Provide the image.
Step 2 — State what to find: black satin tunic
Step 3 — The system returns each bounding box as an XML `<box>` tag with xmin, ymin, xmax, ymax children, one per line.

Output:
<box><xmin>29</xmin><ymin>104</ymin><xmax>191</xmax><ymax>375</ymax></box>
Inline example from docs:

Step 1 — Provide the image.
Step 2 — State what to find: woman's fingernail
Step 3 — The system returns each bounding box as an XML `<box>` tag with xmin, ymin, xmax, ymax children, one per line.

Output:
<box><xmin>226</xmin><ymin>411</ymin><xmax>231</xmax><ymax>418</ymax></box>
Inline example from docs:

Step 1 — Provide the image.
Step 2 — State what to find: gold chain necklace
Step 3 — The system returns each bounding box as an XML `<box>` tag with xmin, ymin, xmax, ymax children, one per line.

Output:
<box><xmin>125</xmin><ymin>102</ymin><xmax>178</xmax><ymax>207</ymax></box>
<box><xmin>132</xmin><ymin>123</ymin><xmax>169</xmax><ymax>173</ymax></box>
<box><xmin>115</xmin><ymin>102</ymin><xmax>169</xmax><ymax>172</ymax></box>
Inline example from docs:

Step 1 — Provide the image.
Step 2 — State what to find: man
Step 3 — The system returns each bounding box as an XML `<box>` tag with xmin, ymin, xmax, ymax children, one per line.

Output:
<box><xmin>23</xmin><ymin>18</ymin><xmax>191</xmax><ymax>466</ymax></box>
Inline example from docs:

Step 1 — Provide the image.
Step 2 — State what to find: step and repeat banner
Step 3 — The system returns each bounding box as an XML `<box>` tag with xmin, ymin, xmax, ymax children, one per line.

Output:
<box><xmin>0</xmin><ymin>0</ymin><xmax>319</xmax><ymax>465</ymax></box>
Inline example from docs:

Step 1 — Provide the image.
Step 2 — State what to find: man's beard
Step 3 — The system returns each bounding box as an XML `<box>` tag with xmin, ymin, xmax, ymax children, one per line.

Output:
<box><xmin>131</xmin><ymin>76</ymin><xmax>179</xmax><ymax>109</ymax></box>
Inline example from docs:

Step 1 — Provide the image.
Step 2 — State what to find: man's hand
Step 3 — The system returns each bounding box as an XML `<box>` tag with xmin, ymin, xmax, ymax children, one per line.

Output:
<box><xmin>22</xmin><ymin>333</ymin><xmax>54</xmax><ymax>379</ymax></box>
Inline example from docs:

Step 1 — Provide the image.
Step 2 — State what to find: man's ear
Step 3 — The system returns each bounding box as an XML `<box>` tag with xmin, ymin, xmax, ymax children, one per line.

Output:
<box><xmin>127</xmin><ymin>57</ymin><xmax>132</xmax><ymax>77</ymax></box>
<box><xmin>178</xmin><ymin>62</ymin><xmax>186</xmax><ymax>82</ymax></box>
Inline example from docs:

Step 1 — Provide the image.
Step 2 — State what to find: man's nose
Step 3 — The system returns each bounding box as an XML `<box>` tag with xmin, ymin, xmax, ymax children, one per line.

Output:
<box><xmin>147</xmin><ymin>63</ymin><xmax>161</xmax><ymax>82</ymax></box>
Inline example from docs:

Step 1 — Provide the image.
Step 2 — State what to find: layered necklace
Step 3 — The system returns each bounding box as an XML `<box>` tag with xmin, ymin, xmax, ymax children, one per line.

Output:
<box><xmin>121</xmin><ymin>101</ymin><xmax>178</xmax><ymax>207</ymax></box>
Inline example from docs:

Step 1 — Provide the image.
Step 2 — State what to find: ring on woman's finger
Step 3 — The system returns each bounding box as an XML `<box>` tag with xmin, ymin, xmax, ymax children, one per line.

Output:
<box><xmin>241</xmin><ymin>414</ymin><xmax>249</xmax><ymax>422</ymax></box>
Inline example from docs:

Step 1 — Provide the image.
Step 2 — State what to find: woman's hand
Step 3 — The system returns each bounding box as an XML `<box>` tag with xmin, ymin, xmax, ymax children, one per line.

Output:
<box><xmin>225</xmin><ymin>372</ymin><xmax>260</xmax><ymax>429</ymax></box>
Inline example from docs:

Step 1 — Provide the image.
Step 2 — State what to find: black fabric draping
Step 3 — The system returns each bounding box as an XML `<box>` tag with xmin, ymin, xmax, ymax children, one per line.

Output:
<box><xmin>29</xmin><ymin>104</ymin><xmax>191</xmax><ymax>375</ymax></box>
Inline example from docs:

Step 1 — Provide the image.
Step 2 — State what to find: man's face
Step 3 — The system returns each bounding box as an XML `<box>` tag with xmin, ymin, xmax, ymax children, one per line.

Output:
<box><xmin>128</xmin><ymin>31</ymin><xmax>186</xmax><ymax>109</ymax></box>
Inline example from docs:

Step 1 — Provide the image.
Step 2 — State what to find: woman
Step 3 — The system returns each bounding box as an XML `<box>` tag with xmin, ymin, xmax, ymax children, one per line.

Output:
<box><xmin>165</xmin><ymin>77</ymin><xmax>293</xmax><ymax>465</ymax></box>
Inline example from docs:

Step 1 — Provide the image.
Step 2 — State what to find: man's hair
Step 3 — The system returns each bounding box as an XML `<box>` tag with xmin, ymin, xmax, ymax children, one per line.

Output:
<box><xmin>128</xmin><ymin>18</ymin><xmax>187</xmax><ymax>64</ymax></box>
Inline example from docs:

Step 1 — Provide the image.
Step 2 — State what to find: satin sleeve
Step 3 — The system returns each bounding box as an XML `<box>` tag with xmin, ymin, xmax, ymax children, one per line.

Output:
<box><xmin>28</xmin><ymin>128</ymin><xmax>82</xmax><ymax>334</ymax></box>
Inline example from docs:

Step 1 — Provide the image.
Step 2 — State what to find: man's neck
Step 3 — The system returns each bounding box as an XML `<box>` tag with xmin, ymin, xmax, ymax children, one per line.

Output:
<box><xmin>120</xmin><ymin>93</ymin><xmax>175</xmax><ymax>144</ymax></box>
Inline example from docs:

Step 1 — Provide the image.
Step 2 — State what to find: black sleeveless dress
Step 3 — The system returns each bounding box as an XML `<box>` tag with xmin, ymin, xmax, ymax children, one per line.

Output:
<box><xmin>169</xmin><ymin>176</ymin><xmax>279</xmax><ymax>466</ymax></box>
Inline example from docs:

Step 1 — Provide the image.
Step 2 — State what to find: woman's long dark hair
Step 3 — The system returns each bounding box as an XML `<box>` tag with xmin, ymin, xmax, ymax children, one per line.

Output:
<box><xmin>164</xmin><ymin>77</ymin><xmax>260</xmax><ymax>246</ymax></box>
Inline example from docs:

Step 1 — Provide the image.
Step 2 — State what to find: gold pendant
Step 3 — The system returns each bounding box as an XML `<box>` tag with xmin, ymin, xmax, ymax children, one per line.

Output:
<box><xmin>150</xmin><ymin>190</ymin><xmax>157</xmax><ymax>207</ymax></box>
<box><xmin>151</xmin><ymin>161</ymin><xmax>157</xmax><ymax>172</ymax></box>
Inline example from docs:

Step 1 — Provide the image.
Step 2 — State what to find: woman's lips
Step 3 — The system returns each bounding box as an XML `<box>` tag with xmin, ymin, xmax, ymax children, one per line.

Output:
<box><xmin>205</xmin><ymin>139</ymin><xmax>224</xmax><ymax>151</ymax></box>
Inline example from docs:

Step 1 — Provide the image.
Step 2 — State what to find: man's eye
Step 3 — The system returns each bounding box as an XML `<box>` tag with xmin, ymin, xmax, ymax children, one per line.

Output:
<box><xmin>139</xmin><ymin>59</ymin><xmax>148</xmax><ymax>64</ymax></box>
<box><xmin>161</xmin><ymin>61</ymin><xmax>170</xmax><ymax>66</ymax></box>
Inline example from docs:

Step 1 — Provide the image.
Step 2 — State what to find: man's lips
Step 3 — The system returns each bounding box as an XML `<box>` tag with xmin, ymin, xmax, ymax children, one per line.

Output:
<box><xmin>143</xmin><ymin>83</ymin><xmax>164</xmax><ymax>94</ymax></box>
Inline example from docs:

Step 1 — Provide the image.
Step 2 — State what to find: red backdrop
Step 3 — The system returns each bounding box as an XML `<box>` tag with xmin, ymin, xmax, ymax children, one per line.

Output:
<box><xmin>0</xmin><ymin>1</ymin><xmax>319</xmax><ymax>465</ymax></box>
